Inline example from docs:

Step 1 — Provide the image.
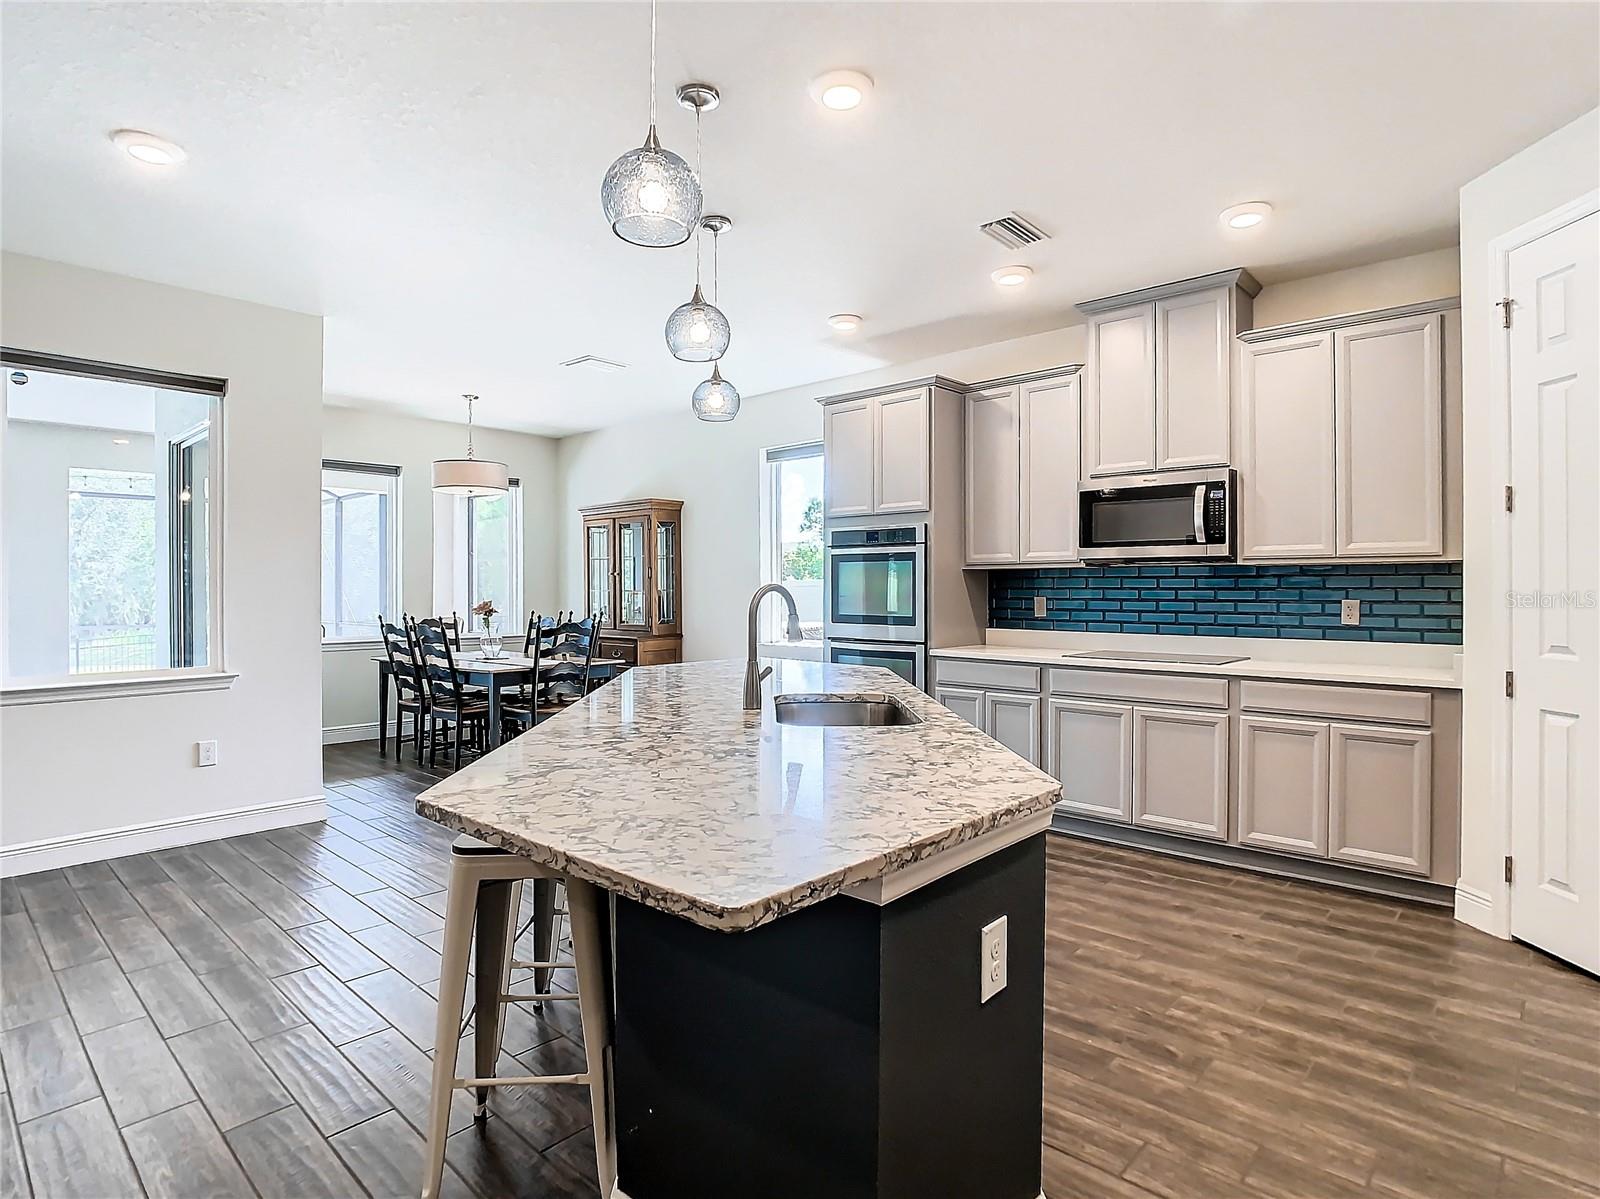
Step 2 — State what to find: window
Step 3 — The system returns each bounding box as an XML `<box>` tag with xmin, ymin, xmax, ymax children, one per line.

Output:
<box><xmin>2</xmin><ymin>356</ymin><xmax>222</xmax><ymax>684</ymax></box>
<box><xmin>759</xmin><ymin>442</ymin><xmax>824</xmax><ymax>646</ymax></box>
<box><xmin>321</xmin><ymin>462</ymin><xmax>400</xmax><ymax>642</ymax></box>
<box><xmin>434</xmin><ymin>480</ymin><xmax>522</xmax><ymax>635</ymax></box>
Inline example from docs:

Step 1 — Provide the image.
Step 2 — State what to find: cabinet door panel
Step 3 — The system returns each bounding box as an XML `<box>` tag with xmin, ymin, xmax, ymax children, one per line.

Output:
<box><xmin>1239</xmin><ymin>333</ymin><xmax>1336</xmax><ymax>558</ymax></box>
<box><xmin>1132</xmin><ymin>706</ymin><xmax>1229</xmax><ymax>840</ymax></box>
<box><xmin>985</xmin><ymin>691</ymin><xmax>1041</xmax><ymax>767</ymax></box>
<box><xmin>1237</xmin><ymin>716</ymin><xmax>1330</xmax><ymax>857</ymax></box>
<box><xmin>1156</xmin><ymin>288</ymin><xmax>1231</xmax><ymax>470</ymax></box>
<box><xmin>873</xmin><ymin>389</ymin><xmax>931</xmax><ymax>514</ymax></box>
<box><xmin>935</xmin><ymin>684</ymin><xmax>983</xmax><ymax>729</ymax></box>
<box><xmin>1083</xmin><ymin>306</ymin><xmax>1156</xmax><ymax>477</ymax></box>
<box><xmin>1335</xmin><ymin>314</ymin><xmax>1444</xmax><ymax>556</ymax></box>
<box><xmin>1020</xmin><ymin>376</ymin><xmax>1081</xmax><ymax>563</ymax></box>
<box><xmin>1047</xmin><ymin>698</ymin><xmax>1133</xmax><ymax>822</ymax></box>
<box><xmin>965</xmin><ymin>386</ymin><xmax>1020</xmax><ymax>564</ymax></box>
<box><xmin>1329</xmin><ymin>724</ymin><xmax>1432</xmax><ymax>875</ymax></box>
<box><xmin>823</xmin><ymin>399</ymin><xmax>875</xmax><ymax>518</ymax></box>
<box><xmin>584</xmin><ymin>519</ymin><xmax>616</xmax><ymax>629</ymax></box>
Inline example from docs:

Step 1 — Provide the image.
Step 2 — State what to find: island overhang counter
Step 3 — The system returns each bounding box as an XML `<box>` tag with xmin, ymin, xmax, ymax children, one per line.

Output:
<box><xmin>417</xmin><ymin>657</ymin><xmax>1062</xmax><ymax>1199</ymax></box>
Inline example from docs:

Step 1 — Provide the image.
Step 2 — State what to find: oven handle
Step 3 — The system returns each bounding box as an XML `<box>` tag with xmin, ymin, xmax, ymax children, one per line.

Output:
<box><xmin>1193</xmin><ymin>485</ymin><xmax>1207</xmax><ymax>544</ymax></box>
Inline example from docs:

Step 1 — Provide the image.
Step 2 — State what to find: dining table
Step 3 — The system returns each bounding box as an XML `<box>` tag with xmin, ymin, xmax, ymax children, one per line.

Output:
<box><xmin>373</xmin><ymin>650</ymin><xmax>629</xmax><ymax>753</ymax></box>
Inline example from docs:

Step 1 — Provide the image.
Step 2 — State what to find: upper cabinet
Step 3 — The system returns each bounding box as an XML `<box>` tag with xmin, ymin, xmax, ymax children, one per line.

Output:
<box><xmin>1078</xmin><ymin>269</ymin><xmax>1260</xmax><ymax>479</ymax></box>
<box><xmin>962</xmin><ymin>368</ymin><xmax>1081</xmax><ymax>567</ymax></box>
<box><xmin>822</xmin><ymin>386</ymin><xmax>930</xmax><ymax>518</ymax></box>
<box><xmin>1238</xmin><ymin>300</ymin><xmax>1460</xmax><ymax>562</ymax></box>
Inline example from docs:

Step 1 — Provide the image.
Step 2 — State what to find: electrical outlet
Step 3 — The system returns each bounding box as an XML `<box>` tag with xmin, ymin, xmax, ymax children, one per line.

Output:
<box><xmin>980</xmin><ymin>915</ymin><xmax>1008</xmax><ymax>1003</ymax></box>
<box><xmin>1340</xmin><ymin>599</ymin><xmax>1361</xmax><ymax>626</ymax></box>
<box><xmin>196</xmin><ymin>740</ymin><xmax>219</xmax><ymax>767</ymax></box>
<box><xmin>1033</xmin><ymin>595</ymin><xmax>1048</xmax><ymax>619</ymax></box>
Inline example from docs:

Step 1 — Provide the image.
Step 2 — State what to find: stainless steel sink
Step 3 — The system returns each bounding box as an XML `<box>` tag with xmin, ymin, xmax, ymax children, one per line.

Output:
<box><xmin>772</xmin><ymin>693</ymin><xmax>922</xmax><ymax>727</ymax></box>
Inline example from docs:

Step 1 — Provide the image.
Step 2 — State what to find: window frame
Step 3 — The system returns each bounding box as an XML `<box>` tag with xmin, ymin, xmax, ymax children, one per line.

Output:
<box><xmin>1</xmin><ymin>347</ymin><xmax>230</xmax><ymax>700</ymax></box>
<box><xmin>463</xmin><ymin>479</ymin><xmax>523</xmax><ymax>631</ymax></box>
<box><xmin>757</xmin><ymin>441</ymin><xmax>825</xmax><ymax>657</ymax></box>
<box><xmin>319</xmin><ymin>459</ymin><xmax>403</xmax><ymax>646</ymax></box>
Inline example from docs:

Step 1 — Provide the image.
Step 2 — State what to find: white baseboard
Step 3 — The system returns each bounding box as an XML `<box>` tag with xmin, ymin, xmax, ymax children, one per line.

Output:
<box><xmin>323</xmin><ymin>719</ymin><xmax>414</xmax><ymax>745</ymax></box>
<box><xmin>1454</xmin><ymin>882</ymin><xmax>1504</xmax><ymax>938</ymax></box>
<box><xmin>0</xmin><ymin>794</ymin><xmax>329</xmax><ymax>878</ymax></box>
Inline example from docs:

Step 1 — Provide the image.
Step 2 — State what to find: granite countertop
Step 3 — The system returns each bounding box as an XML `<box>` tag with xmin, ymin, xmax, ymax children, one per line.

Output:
<box><xmin>931</xmin><ymin>643</ymin><xmax>1463</xmax><ymax>690</ymax></box>
<box><xmin>415</xmin><ymin>659</ymin><xmax>1061</xmax><ymax>933</ymax></box>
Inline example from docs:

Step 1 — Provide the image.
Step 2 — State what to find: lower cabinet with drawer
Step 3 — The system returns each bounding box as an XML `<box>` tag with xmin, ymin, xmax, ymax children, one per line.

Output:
<box><xmin>932</xmin><ymin>659</ymin><xmax>1042</xmax><ymax>767</ymax></box>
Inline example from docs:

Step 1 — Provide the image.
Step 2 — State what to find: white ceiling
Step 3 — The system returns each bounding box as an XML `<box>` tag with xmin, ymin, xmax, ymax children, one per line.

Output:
<box><xmin>5</xmin><ymin>370</ymin><xmax>158</xmax><ymax>434</ymax></box>
<box><xmin>3</xmin><ymin>2</ymin><xmax>1596</xmax><ymax>436</ymax></box>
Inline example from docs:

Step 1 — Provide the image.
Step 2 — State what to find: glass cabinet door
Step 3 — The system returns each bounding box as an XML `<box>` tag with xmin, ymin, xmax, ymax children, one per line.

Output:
<box><xmin>617</xmin><ymin>516</ymin><xmax>649</xmax><ymax>629</ymax></box>
<box><xmin>585</xmin><ymin>520</ymin><xmax>613</xmax><ymax>627</ymax></box>
<box><xmin>655</xmin><ymin>519</ymin><xmax>678</xmax><ymax>630</ymax></box>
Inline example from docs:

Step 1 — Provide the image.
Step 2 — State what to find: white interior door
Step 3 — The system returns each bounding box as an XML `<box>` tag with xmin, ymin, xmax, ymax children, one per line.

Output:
<box><xmin>1508</xmin><ymin>208</ymin><xmax>1599</xmax><ymax>974</ymax></box>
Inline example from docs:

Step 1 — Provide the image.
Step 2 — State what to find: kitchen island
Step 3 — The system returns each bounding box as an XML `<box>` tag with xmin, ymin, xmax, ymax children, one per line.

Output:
<box><xmin>416</xmin><ymin>657</ymin><xmax>1061</xmax><ymax>1199</ymax></box>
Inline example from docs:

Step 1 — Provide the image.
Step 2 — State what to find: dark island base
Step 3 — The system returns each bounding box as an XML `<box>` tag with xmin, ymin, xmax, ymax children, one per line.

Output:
<box><xmin>613</xmin><ymin>834</ymin><xmax>1047</xmax><ymax>1199</ymax></box>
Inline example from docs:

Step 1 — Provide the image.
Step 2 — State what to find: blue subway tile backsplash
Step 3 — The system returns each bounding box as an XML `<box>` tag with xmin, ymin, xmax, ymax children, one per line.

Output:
<box><xmin>988</xmin><ymin>563</ymin><xmax>1462</xmax><ymax>644</ymax></box>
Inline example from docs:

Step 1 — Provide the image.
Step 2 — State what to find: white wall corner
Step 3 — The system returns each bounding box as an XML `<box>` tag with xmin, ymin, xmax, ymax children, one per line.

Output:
<box><xmin>0</xmin><ymin>794</ymin><xmax>329</xmax><ymax>878</ymax></box>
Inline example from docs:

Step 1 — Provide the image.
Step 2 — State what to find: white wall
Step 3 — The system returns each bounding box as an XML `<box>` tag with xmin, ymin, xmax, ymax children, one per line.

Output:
<box><xmin>319</xmin><ymin>404</ymin><xmax>560</xmax><ymax>738</ymax></box>
<box><xmin>1456</xmin><ymin>108</ymin><xmax>1600</xmax><ymax>937</ymax></box>
<box><xmin>1251</xmin><ymin>246</ymin><xmax>1460</xmax><ymax>327</ymax></box>
<box><xmin>2</xmin><ymin>425</ymin><xmax>154</xmax><ymax>678</ymax></box>
<box><xmin>0</xmin><ymin>253</ymin><xmax>324</xmax><ymax>870</ymax></box>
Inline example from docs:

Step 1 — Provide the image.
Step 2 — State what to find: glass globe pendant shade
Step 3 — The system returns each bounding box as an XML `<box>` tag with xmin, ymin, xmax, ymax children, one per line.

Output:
<box><xmin>665</xmin><ymin>283</ymin><xmax>731</xmax><ymax>361</ymax></box>
<box><xmin>692</xmin><ymin>363</ymin><xmax>740</xmax><ymax>422</ymax></box>
<box><xmin>601</xmin><ymin>126</ymin><xmax>702</xmax><ymax>248</ymax></box>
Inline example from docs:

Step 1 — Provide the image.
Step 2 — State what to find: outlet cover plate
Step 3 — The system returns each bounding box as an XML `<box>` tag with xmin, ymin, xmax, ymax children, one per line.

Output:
<box><xmin>980</xmin><ymin>915</ymin><xmax>1007</xmax><ymax>1003</ymax></box>
<box><xmin>1033</xmin><ymin>595</ymin><xmax>1048</xmax><ymax>619</ymax></box>
<box><xmin>196</xmin><ymin>740</ymin><xmax>218</xmax><ymax>767</ymax></box>
<box><xmin>1340</xmin><ymin>599</ymin><xmax>1361</xmax><ymax>626</ymax></box>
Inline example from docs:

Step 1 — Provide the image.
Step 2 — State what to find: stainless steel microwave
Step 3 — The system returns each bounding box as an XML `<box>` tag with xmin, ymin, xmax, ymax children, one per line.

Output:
<box><xmin>1077</xmin><ymin>467</ymin><xmax>1234</xmax><ymax>561</ymax></box>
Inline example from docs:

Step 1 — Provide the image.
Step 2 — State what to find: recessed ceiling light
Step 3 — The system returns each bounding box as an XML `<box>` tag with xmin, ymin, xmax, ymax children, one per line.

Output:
<box><xmin>992</xmin><ymin>265</ymin><xmax>1033</xmax><ymax>288</ymax></box>
<box><xmin>112</xmin><ymin>437</ymin><xmax>130</xmax><ymax>445</ymax></box>
<box><xmin>809</xmin><ymin>70</ymin><xmax>873</xmax><ymax>112</ymax></box>
<box><xmin>1220</xmin><ymin>201</ymin><xmax>1272</xmax><ymax>230</ymax></box>
<box><xmin>828</xmin><ymin>313</ymin><xmax>862</xmax><ymax>333</ymax></box>
<box><xmin>111</xmin><ymin>129</ymin><xmax>187</xmax><ymax>167</ymax></box>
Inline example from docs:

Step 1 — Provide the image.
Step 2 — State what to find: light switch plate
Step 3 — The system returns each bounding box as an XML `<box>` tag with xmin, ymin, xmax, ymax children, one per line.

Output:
<box><xmin>1340</xmin><ymin>599</ymin><xmax>1361</xmax><ymax>626</ymax></box>
<box><xmin>1033</xmin><ymin>595</ymin><xmax>1048</xmax><ymax>619</ymax></box>
<box><xmin>196</xmin><ymin>740</ymin><xmax>219</xmax><ymax>767</ymax></box>
<box><xmin>980</xmin><ymin>915</ymin><xmax>1007</xmax><ymax>1003</ymax></box>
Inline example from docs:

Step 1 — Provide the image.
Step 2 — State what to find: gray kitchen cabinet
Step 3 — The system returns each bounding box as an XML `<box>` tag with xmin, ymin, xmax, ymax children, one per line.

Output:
<box><xmin>963</xmin><ymin>368</ymin><xmax>1082</xmax><ymax>566</ymax></box>
<box><xmin>823</xmin><ymin>396</ymin><xmax>875</xmax><ymax>518</ymax></box>
<box><xmin>1237</xmin><ymin>299</ymin><xmax>1458</xmax><ymax>563</ymax></box>
<box><xmin>934</xmin><ymin>683</ymin><xmax>984</xmax><ymax>731</ymax></box>
<box><xmin>985</xmin><ymin>690</ymin><xmax>1042</xmax><ymax>766</ymax></box>
<box><xmin>873</xmin><ymin>388</ymin><xmax>931</xmax><ymax>514</ymax></box>
<box><xmin>1082</xmin><ymin>305</ymin><xmax>1156</xmax><ymax>477</ymax></box>
<box><xmin>964</xmin><ymin>384</ymin><xmax>1021</xmax><ymax>564</ymax></box>
<box><xmin>1046</xmin><ymin>697</ymin><xmax>1133</xmax><ymax>822</ymax></box>
<box><xmin>1131</xmin><ymin>705</ymin><xmax>1229</xmax><ymax>840</ymax></box>
<box><xmin>1238</xmin><ymin>332</ymin><xmax>1337</xmax><ymax>559</ymax></box>
<box><xmin>1329</xmin><ymin>723</ymin><xmax>1432</xmax><ymax>875</ymax></box>
<box><xmin>1237</xmin><ymin>715</ymin><xmax>1331</xmax><ymax>856</ymax></box>
<box><xmin>1078</xmin><ymin>269</ymin><xmax>1259</xmax><ymax>479</ymax></box>
<box><xmin>1334</xmin><ymin>313</ymin><xmax>1444</xmax><ymax>557</ymax></box>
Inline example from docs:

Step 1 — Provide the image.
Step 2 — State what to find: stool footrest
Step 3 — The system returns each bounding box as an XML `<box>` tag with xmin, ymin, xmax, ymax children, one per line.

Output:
<box><xmin>511</xmin><ymin>959</ymin><xmax>572</xmax><ymax>970</ymax></box>
<box><xmin>454</xmin><ymin>1073</ymin><xmax>591</xmax><ymax>1089</ymax></box>
<box><xmin>503</xmin><ymin>991</ymin><xmax>579</xmax><ymax>1002</ymax></box>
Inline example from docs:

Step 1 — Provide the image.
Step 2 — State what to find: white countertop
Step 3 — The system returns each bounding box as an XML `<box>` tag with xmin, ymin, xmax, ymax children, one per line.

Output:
<box><xmin>932</xmin><ymin>635</ymin><xmax>1462</xmax><ymax>690</ymax></box>
<box><xmin>416</xmin><ymin>659</ymin><xmax>1061</xmax><ymax>932</ymax></box>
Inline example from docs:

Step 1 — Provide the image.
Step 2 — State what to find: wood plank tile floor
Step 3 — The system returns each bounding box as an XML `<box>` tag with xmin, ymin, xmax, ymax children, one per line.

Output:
<box><xmin>0</xmin><ymin>741</ymin><xmax>1593</xmax><ymax>1198</ymax></box>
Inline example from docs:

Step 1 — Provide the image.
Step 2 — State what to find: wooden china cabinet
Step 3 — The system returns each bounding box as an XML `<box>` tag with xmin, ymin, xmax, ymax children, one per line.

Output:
<box><xmin>580</xmin><ymin>498</ymin><xmax>684</xmax><ymax>668</ymax></box>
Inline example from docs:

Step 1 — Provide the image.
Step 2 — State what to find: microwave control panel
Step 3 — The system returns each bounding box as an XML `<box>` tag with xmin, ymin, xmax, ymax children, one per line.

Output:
<box><xmin>1203</xmin><ymin>483</ymin><xmax>1228</xmax><ymax>543</ymax></box>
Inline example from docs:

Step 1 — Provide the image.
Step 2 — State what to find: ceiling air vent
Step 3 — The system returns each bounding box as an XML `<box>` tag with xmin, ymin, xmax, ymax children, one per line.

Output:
<box><xmin>978</xmin><ymin>212</ymin><xmax>1049</xmax><ymax>250</ymax></box>
<box><xmin>560</xmin><ymin>355</ymin><xmax>628</xmax><ymax>374</ymax></box>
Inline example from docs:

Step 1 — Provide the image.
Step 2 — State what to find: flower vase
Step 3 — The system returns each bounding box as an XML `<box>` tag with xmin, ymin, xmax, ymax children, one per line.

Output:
<box><xmin>479</xmin><ymin>618</ymin><xmax>504</xmax><ymax>659</ymax></box>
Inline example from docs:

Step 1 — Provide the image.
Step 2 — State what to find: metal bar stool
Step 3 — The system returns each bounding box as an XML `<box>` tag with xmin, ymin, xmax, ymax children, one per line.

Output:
<box><xmin>420</xmin><ymin>835</ymin><xmax>615</xmax><ymax>1199</ymax></box>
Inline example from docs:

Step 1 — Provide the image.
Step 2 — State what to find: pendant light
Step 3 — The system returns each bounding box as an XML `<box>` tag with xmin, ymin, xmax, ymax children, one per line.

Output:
<box><xmin>599</xmin><ymin>0</ymin><xmax>702</xmax><ymax>247</ymax></box>
<box><xmin>692</xmin><ymin>218</ymin><xmax>740</xmax><ymax>421</ymax></box>
<box><xmin>432</xmin><ymin>394</ymin><xmax>509</xmax><ymax>495</ymax></box>
<box><xmin>664</xmin><ymin>98</ymin><xmax>730</xmax><ymax>361</ymax></box>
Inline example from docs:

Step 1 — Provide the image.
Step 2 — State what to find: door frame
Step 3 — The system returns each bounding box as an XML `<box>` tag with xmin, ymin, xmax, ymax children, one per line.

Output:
<box><xmin>1480</xmin><ymin>188</ymin><xmax>1600</xmax><ymax>940</ymax></box>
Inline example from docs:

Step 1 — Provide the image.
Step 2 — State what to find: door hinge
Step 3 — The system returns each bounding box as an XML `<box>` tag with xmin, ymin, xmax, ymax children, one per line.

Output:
<box><xmin>1497</xmin><ymin>297</ymin><xmax>1515</xmax><ymax>329</ymax></box>
<box><xmin>1505</xmin><ymin>855</ymin><xmax>1514</xmax><ymax>884</ymax></box>
<box><xmin>1504</xmin><ymin>485</ymin><xmax>1514</xmax><ymax>513</ymax></box>
<box><xmin>1505</xmin><ymin>670</ymin><xmax>1515</xmax><ymax>699</ymax></box>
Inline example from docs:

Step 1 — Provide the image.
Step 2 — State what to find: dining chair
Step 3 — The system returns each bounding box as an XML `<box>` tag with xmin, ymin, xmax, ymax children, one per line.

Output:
<box><xmin>414</xmin><ymin>619</ymin><xmax>491</xmax><ymax>770</ymax></box>
<box><xmin>521</xmin><ymin>611</ymin><xmax>558</xmax><ymax>657</ymax></box>
<box><xmin>501</xmin><ymin>615</ymin><xmax>596</xmax><ymax>738</ymax></box>
<box><xmin>378</xmin><ymin>615</ymin><xmax>428</xmax><ymax>764</ymax></box>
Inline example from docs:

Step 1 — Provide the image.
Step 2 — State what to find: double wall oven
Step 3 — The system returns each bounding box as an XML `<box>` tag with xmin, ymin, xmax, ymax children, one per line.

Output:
<box><xmin>823</xmin><ymin>523</ymin><xmax>927</xmax><ymax>689</ymax></box>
